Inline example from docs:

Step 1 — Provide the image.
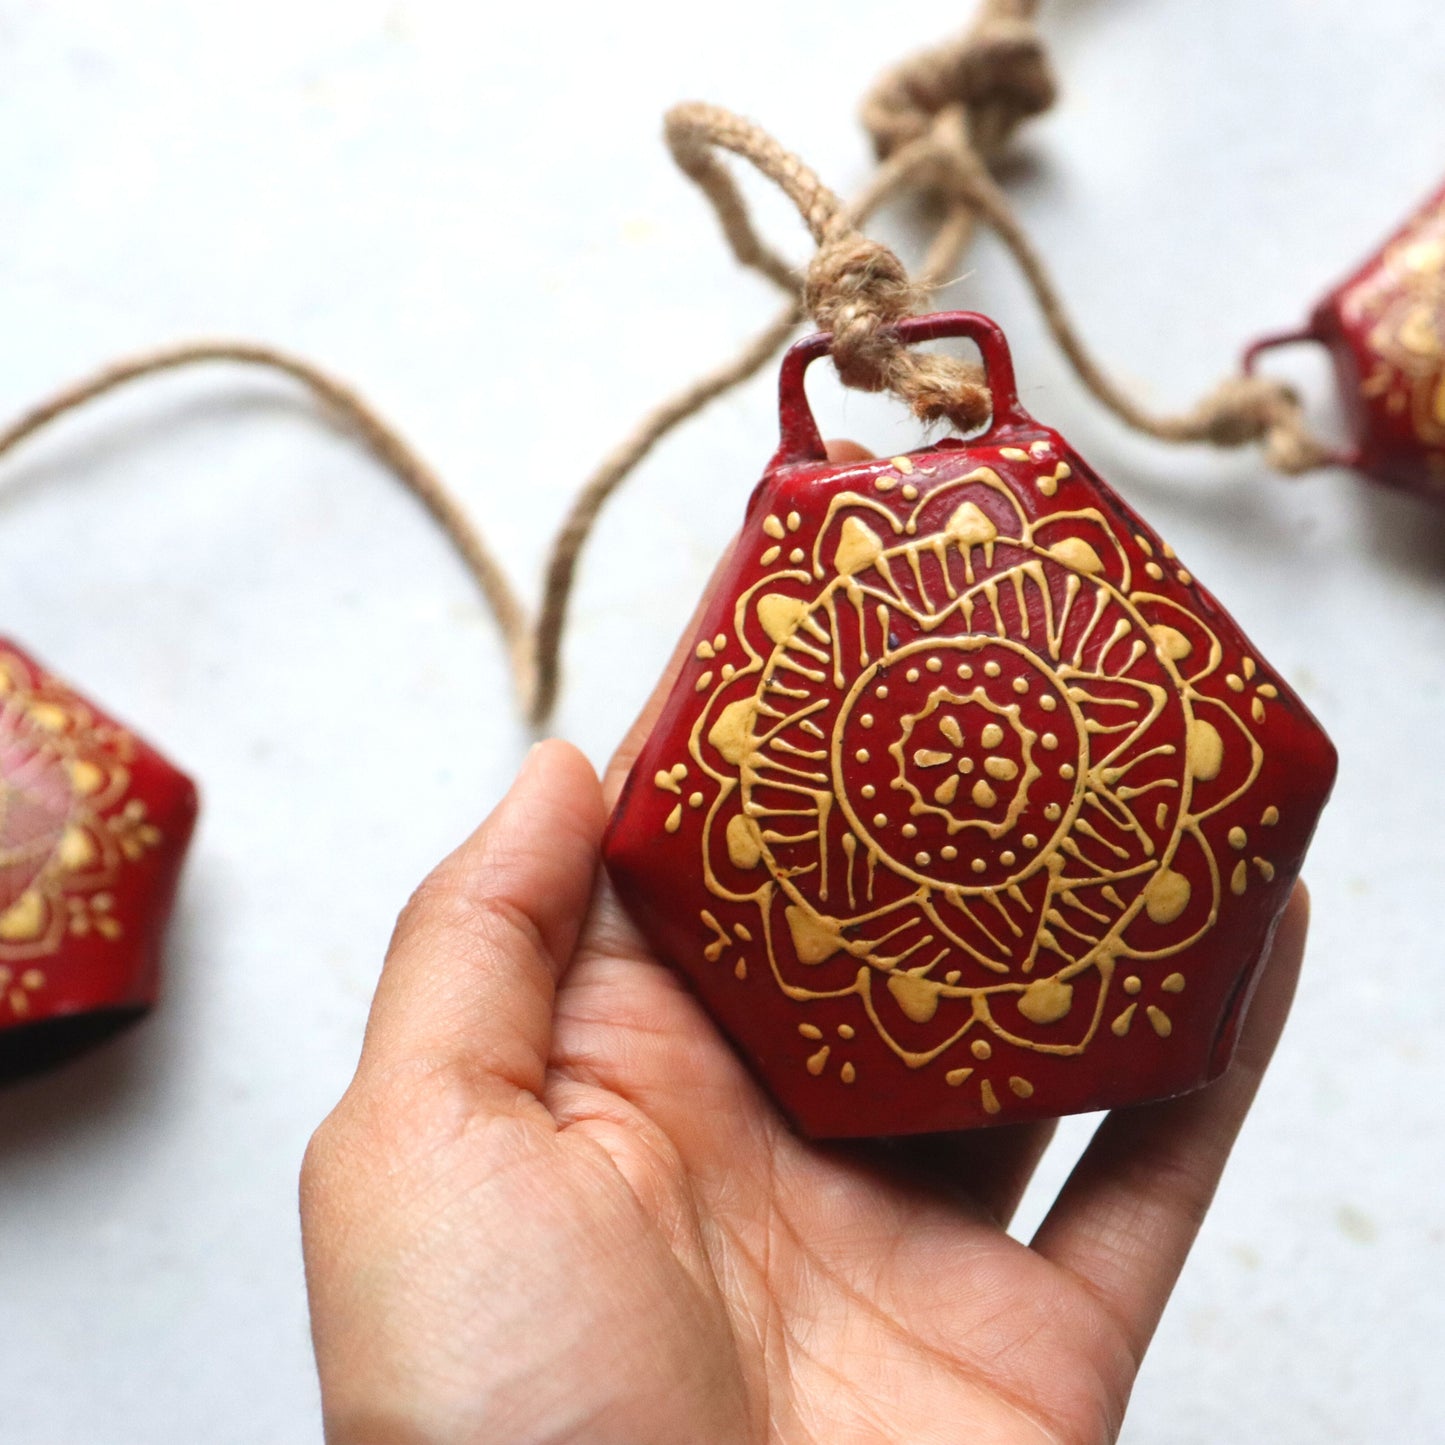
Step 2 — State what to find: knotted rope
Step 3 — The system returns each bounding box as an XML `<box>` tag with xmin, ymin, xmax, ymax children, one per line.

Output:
<box><xmin>911</xmin><ymin>123</ymin><xmax>1336</xmax><ymax>472</ymax></box>
<box><xmin>534</xmin><ymin>0</ymin><xmax>1061</xmax><ymax>720</ymax></box>
<box><xmin>664</xmin><ymin>101</ymin><xmax>991</xmax><ymax>431</ymax></box>
<box><xmin>0</xmin><ymin>0</ymin><xmax>1339</xmax><ymax>731</ymax></box>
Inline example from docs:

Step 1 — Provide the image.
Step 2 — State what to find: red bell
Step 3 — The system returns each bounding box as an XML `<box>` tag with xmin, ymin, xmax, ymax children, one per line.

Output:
<box><xmin>1246</xmin><ymin>179</ymin><xmax>1445</xmax><ymax>498</ymax></box>
<box><xmin>0</xmin><ymin>638</ymin><xmax>197</xmax><ymax>1081</ymax></box>
<box><xmin>605</xmin><ymin>313</ymin><xmax>1336</xmax><ymax>1138</ymax></box>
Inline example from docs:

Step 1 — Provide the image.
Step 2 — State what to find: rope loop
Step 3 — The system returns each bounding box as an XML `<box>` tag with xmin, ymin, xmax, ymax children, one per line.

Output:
<box><xmin>0</xmin><ymin>2</ymin><xmax>1346</xmax><ymax>728</ymax></box>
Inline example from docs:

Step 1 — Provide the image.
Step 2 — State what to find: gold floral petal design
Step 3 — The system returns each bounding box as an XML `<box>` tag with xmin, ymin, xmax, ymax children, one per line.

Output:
<box><xmin>0</xmin><ymin>647</ymin><xmax>163</xmax><ymax>971</ymax></box>
<box><xmin>688</xmin><ymin>467</ymin><xmax>1251</xmax><ymax>1102</ymax></box>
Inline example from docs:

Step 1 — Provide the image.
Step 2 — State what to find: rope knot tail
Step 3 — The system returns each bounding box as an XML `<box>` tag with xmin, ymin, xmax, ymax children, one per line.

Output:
<box><xmin>1188</xmin><ymin>375</ymin><xmax>1338</xmax><ymax>476</ymax></box>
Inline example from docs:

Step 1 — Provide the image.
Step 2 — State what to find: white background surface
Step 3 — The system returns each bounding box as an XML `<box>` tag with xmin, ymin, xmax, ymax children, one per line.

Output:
<box><xmin>0</xmin><ymin>1</ymin><xmax>1439</xmax><ymax>1440</ymax></box>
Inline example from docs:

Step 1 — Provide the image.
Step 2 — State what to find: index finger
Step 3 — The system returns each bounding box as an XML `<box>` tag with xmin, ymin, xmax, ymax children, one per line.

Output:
<box><xmin>359</xmin><ymin>739</ymin><xmax>605</xmax><ymax>1093</ymax></box>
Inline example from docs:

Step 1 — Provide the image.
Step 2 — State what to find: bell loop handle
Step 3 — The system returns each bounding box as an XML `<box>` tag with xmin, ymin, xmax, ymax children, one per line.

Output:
<box><xmin>1241</xmin><ymin>325</ymin><xmax>1363</xmax><ymax>473</ymax></box>
<box><xmin>771</xmin><ymin>310</ymin><xmax>1029</xmax><ymax>469</ymax></box>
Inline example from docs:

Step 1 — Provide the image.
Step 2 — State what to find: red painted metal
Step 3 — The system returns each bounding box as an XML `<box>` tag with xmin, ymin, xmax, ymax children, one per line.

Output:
<box><xmin>606</xmin><ymin>312</ymin><xmax>1336</xmax><ymax>1137</ymax></box>
<box><xmin>1247</xmin><ymin>179</ymin><xmax>1445</xmax><ymax>498</ymax></box>
<box><xmin>0</xmin><ymin>639</ymin><xmax>197</xmax><ymax>1081</ymax></box>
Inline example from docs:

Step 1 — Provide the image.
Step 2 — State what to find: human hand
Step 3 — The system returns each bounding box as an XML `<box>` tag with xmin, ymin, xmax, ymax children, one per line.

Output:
<box><xmin>301</xmin><ymin>447</ymin><xmax>1310</xmax><ymax>1445</ymax></box>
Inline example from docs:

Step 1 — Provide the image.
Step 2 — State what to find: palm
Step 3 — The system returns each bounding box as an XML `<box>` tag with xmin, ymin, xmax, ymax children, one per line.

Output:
<box><xmin>521</xmin><ymin>889</ymin><xmax>1127</xmax><ymax>1444</ymax></box>
<box><xmin>305</xmin><ymin>737</ymin><xmax>1306</xmax><ymax>1445</ymax></box>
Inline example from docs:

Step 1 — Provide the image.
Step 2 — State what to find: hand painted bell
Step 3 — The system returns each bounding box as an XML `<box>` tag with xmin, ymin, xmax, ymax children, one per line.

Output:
<box><xmin>1247</xmin><ymin>179</ymin><xmax>1445</xmax><ymax>499</ymax></box>
<box><xmin>0</xmin><ymin>638</ymin><xmax>197</xmax><ymax>1082</ymax></box>
<box><xmin>605</xmin><ymin>312</ymin><xmax>1336</xmax><ymax>1137</ymax></box>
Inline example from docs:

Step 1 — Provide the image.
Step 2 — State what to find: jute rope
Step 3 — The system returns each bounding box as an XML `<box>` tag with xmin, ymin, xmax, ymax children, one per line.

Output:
<box><xmin>0</xmin><ymin>0</ymin><xmax>1338</xmax><ymax>728</ymax></box>
<box><xmin>0</xmin><ymin>341</ymin><xmax>536</xmax><ymax>701</ymax></box>
<box><xmin>905</xmin><ymin>110</ymin><xmax>1338</xmax><ymax>475</ymax></box>
<box><xmin>532</xmin><ymin>0</ymin><xmax>1057</xmax><ymax>721</ymax></box>
<box><xmin>533</xmin><ymin>0</ymin><xmax>1335</xmax><ymax>717</ymax></box>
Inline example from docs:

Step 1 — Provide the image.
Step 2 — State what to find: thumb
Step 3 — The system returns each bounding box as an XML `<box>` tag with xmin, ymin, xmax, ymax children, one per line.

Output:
<box><xmin>357</xmin><ymin>739</ymin><xmax>605</xmax><ymax>1096</ymax></box>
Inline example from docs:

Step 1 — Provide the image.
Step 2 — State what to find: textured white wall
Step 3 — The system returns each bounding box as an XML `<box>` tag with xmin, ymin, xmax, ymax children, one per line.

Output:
<box><xmin>0</xmin><ymin>1</ymin><xmax>1438</xmax><ymax>1440</ymax></box>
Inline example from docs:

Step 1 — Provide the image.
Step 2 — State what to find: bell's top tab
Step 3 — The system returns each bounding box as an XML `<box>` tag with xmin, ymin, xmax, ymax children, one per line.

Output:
<box><xmin>769</xmin><ymin>311</ymin><xmax>1031</xmax><ymax>475</ymax></box>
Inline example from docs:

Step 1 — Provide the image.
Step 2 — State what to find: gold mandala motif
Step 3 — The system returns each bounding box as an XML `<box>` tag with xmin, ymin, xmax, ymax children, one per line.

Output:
<box><xmin>1348</xmin><ymin>199</ymin><xmax>1445</xmax><ymax>447</ymax></box>
<box><xmin>0</xmin><ymin>647</ymin><xmax>161</xmax><ymax>1010</ymax></box>
<box><xmin>662</xmin><ymin>457</ymin><xmax>1268</xmax><ymax>1114</ymax></box>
